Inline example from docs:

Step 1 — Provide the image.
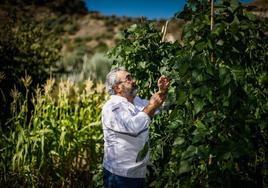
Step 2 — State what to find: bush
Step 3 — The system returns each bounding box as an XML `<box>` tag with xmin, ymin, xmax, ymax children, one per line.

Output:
<box><xmin>0</xmin><ymin>21</ymin><xmax>61</xmax><ymax>128</ymax></box>
<box><xmin>67</xmin><ymin>53</ymin><xmax>112</xmax><ymax>83</ymax></box>
<box><xmin>109</xmin><ymin>3</ymin><xmax>268</xmax><ymax>187</ymax></box>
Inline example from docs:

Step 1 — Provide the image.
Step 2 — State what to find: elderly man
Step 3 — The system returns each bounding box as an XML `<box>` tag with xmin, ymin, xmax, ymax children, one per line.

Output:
<box><xmin>101</xmin><ymin>67</ymin><xmax>170</xmax><ymax>188</ymax></box>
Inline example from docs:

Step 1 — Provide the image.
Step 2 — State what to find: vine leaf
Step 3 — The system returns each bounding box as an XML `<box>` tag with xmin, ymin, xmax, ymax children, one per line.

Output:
<box><xmin>136</xmin><ymin>141</ymin><xmax>149</xmax><ymax>162</ymax></box>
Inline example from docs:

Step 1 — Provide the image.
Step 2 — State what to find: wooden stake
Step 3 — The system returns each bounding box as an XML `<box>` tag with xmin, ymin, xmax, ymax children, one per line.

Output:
<box><xmin>161</xmin><ymin>20</ymin><xmax>169</xmax><ymax>42</ymax></box>
<box><xmin>210</xmin><ymin>0</ymin><xmax>214</xmax><ymax>31</ymax></box>
<box><xmin>210</xmin><ymin>0</ymin><xmax>214</xmax><ymax>63</ymax></box>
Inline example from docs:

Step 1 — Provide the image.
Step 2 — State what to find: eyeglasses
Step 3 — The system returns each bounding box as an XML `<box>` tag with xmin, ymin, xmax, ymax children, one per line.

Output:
<box><xmin>117</xmin><ymin>75</ymin><xmax>135</xmax><ymax>84</ymax></box>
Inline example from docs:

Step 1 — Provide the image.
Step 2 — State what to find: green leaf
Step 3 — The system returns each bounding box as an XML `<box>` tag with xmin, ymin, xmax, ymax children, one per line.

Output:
<box><xmin>173</xmin><ymin>137</ymin><xmax>185</xmax><ymax>146</ymax></box>
<box><xmin>177</xmin><ymin>90</ymin><xmax>187</xmax><ymax>105</ymax></box>
<box><xmin>232</xmin><ymin>46</ymin><xmax>240</xmax><ymax>53</ymax></box>
<box><xmin>136</xmin><ymin>141</ymin><xmax>149</xmax><ymax>162</ymax></box>
<box><xmin>181</xmin><ymin>145</ymin><xmax>198</xmax><ymax>160</ymax></box>
<box><xmin>219</xmin><ymin>65</ymin><xmax>232</xmax><ymax>86</ymax></box>
<box><xmin>179</xmin><ymin>160</ymin><xmax>191</xmax><ymax>175</ymax></box>
<box><xmin>207</xmin><ymin>90</ymin><xmax>213</xmax><ymax>103</ymax></box>
<box><xmin>208</xmin><ymin>39</ymin><xmax>213</xmax><ymax>50</ymax></box>
<box><xmin>195</xmin><ymin>41</ymin><xmax>206</xmax><ymax>52</ymax></box>
<box><xmin>159</xmin><ymin>66</ymin><xmax>168</xmax><ymax>75</ymax></box>
<box><xmin>216</xmin><ymin>39</ymin><xmax>224</xmax><ymax>46</ymax></box>
<box><xmin>194</xmin><ymin>99</ymin><xmax>205</xmax><ymax>114</ymax></box>
<box><xmin>213</xmin><ymin>23</ymin><xmax>225</xmax><ymax>36</ymax></box>
<box><xmin>177</xmin><ymin>61</ymin><xmax>189</xmax><ymax>76</ymax></box>
<box><xmin>192</xmin><ymin>86</ymin><xmax>209</xmax><ymax>97</ymax></box>
<box><xmin>192</xmin><ymin>121</ymin><xmax>208</xmax><ymax>144</ymax></box>
<box><xmin>139</xmin><ymin>61</ymin><xmax>146</xmax><ymax>69</ymax></box>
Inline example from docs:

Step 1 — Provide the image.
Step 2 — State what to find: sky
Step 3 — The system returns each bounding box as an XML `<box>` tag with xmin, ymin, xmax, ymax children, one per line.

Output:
<box><xmin>85</xmin><ymin>0</ymin><xmax>255</xmax><ymax>20</ymax></box>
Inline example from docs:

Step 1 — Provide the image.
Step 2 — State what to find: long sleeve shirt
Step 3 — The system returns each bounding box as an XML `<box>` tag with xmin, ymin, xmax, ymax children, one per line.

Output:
<box><xmin>101</xmin><ymin>95</ymin><xmax>151</xmax><ymax>178</ymax></box>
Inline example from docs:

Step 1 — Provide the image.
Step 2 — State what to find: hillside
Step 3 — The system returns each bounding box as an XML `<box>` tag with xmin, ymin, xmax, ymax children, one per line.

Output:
<box><xmin>0</xmin><ymin>1</ymin><xmax>184</xmax><ymax>46</ymax></box>
<box><xmin>0</xmin><ymin>0</ymin><xmax>267</xmax><ymax>81</ymax></box>
<box><xmin>1</xmin><ymin>0</ymin><xmax>266</xmax><ymax>48</ymax></box>
<box><xmin>0</xmin><ymin>1</ymin><xmax>185</xmax><ymax>82</ymax></box>
<box><xmin>247</xmin><ymin>0</ymin><xmax>268</xmax><ymax>18</ymax></box>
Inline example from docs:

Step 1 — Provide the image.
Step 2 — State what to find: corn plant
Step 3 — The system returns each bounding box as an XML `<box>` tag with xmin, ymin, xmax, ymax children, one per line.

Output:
<box><xmin>1</xmin><ymin>75</ymin><xmax>107</xmax><ymax>187</ymax></box>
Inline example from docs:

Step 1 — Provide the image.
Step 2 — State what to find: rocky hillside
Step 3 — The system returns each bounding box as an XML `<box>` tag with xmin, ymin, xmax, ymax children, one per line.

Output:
<box><xmin>1</xmin><ymin>0</ymin><xmax>266</xmax><ymax>51</ymax></box>
<box><xmin>0</xmin><ymin>0</ymin><xmax>185</xmax><ymax>82</ymax></box>
<box><xmin>0</xmin><ymin>0</ymin><xmax>266</xmax><ymax>81</ymax></box>
<box><xmin>247</xmin><ymin>0</ymin><xmax>268</xmax><ymax>18</ymax></box>
<box><xmin>0</xmin><ymin>1</ymin><xmax>184</xmax><ymax>54</ymax></box>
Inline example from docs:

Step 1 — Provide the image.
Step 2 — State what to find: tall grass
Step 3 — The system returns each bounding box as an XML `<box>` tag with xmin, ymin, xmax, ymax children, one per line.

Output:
<box><xmin>1</xmin><ymin>75</ymin><xmax>107</xmax><ymax>187</ymax></box>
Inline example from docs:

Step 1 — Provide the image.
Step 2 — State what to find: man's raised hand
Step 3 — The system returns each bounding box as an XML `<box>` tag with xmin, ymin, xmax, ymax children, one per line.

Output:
<box><xmin>157</xmin><ymin>76</ymin><xmax>170</xmax><ymax>94</ymax></box>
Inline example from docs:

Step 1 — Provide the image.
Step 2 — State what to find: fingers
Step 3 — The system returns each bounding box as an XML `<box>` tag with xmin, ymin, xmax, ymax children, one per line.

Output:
<box><xmin>158</xmin><ymin>76</ymin><xmax>170</xmax><ymax>86</ymax></box>
<box><xmin>158</xmin><ymin>75</ymin><xmax>170</xmax><ymax>93</ymax></box>
<box><xmin>158</xmin><ymin>75</ymin><xmax>168</xmax><ymax>84</ymax></box>
<box><xmin>149</xmin><ymin>92</ymin><xmax>166</xmax><ymax>108</ymax></box>
<box><xmin>156</xmin><ymin>91</ymin><xmax>166</xmax><ymax>100</ymax></box>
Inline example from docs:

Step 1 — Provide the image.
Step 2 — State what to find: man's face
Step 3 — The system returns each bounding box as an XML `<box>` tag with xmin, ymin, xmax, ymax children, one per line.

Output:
<box><xmin>115</xmin><ymin>71</ymin><xmax>138</xmax><ymax>97</ymax></box>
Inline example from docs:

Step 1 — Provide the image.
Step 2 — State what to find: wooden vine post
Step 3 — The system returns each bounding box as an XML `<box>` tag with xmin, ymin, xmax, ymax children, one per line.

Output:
<box><xmin>209</xmin><ymin>0</ymin><xmax>215</xmax><ymax>167</ymax></box>
<box><xmin>210</xmin><ymin>0</ymin><xmax>214</xmax><ymax>31</ymax></box>
<box><xmin>161</xmin><ymin>20</ymin><xmax>169</xmax><ymax>42</ymax></box>
<box><xmin>210</xmin><ymin>0</ymin><xmax>215</xmax><ymax>63</ymax></box>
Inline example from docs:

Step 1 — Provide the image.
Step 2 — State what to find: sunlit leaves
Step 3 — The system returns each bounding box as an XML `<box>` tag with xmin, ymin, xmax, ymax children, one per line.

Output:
<box><xmin>109</xmin><ymin>22</ymin><xmax>182</xmax><ymax>98</ymax></box>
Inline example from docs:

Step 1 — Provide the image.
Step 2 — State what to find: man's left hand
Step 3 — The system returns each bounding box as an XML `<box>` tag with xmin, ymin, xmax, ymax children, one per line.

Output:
<box><xmin>157</xmin><ymin>76</ymin><xmax>170</xmax><ymax>94</ymax></box>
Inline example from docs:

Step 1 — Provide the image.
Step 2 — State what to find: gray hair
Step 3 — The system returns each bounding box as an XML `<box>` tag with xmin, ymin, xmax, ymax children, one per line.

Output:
<box><xmin>105</xmin><ymin>67</ymin><xmax>126</xmax><ymax>95</ymax></box>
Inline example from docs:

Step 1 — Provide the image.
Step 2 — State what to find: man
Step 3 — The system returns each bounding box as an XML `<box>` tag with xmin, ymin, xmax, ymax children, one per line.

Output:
<box><xmin>101</xmin><ymin>67</ymin><xmax>170</xmax><ymax>188</ymax></box>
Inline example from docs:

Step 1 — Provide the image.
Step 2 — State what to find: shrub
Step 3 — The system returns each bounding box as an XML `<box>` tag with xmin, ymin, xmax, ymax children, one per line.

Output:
<box><xmin>0</xmin><ymin>21</ymin><xmax>61</xmax><ymax>128</ymax></box>
<box><xmin>109</xmin><ymin>3</ymin><xmax>268</xmax><ymax>187</ymax></box>
<box><xmin>68</xmin><ymin>53</ymin><xmax>112</xmax><ymax>83</ymax></box>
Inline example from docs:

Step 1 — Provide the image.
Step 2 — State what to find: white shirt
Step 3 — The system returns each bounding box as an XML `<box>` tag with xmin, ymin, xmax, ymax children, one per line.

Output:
<box><xmin>101</xmin><ymin>95</ymin><xmax>151</xmax><ymax>178</ymax></box>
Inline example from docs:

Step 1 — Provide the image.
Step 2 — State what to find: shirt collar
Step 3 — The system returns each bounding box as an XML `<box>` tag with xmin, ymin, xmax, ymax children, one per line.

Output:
<box><xmin>110</xmin><ymin>95</ymin><xmax>140</xmax><ymax>104</ymax></box>
<box><xmin>110</xmin><ymin>95</ymin><xmax>129</xmax><ymax>103</ymax></box>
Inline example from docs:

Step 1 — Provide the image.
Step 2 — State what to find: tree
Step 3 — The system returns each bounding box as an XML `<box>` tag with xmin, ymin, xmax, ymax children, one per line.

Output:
<box><xmin>0</xmin><ymin>20</ymin><xmax>61</xmax><ymax>128</ymax></box>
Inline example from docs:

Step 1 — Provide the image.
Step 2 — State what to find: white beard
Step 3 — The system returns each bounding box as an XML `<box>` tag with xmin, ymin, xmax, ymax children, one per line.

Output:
<box><xmin>124</xmin><ymin>84</ymin><xmax>138</xmax><ymax>97</ymax></box>
<box><xmin>130</xmin><ymin>87</ymin><xmax>138</xmax><ymax>97</ymax></box>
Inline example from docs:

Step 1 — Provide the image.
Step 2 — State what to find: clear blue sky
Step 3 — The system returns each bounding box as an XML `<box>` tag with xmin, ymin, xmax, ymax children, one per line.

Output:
<box><xmin>85</xmin><ymin>0</ymin><xmax>254</xmax><ymax>20</ymax></box>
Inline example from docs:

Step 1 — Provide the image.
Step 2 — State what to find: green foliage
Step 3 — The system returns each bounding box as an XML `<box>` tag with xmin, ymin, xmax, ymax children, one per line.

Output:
<box><xmin>176</xmin><ymin>0</ymin><xmax>210</xmax><ymax>21</ymax></box>
<box><xmin>85</xmin><ymin>53</ymin><xmax>112</xmax><ymax>83</ymax></box>
<box><xmin>182</xmin><ymin>3</ymin><xmax>268</xmax><ymax>65</ymax></box>
<box><xmin>61</xmin><ymin>52</ymin><xmax>112</xmax><ymax>84</ymax></box>
<box><xmin>109</xmin><ymin>23</ymin><xmax>182</xmax><ymax>98</ymax></box>
<box><xmin>0</xmin><ymin>21</ymin><xmax>60</xmax><ymax>82</ymax></box>
<box><xmin>109</xmin><ymin>2</ymin><xmax>268</xmax><ymax>188</ymax></box>
<box><xmin>0</xmin><ymin>77</ymin><xmax>106</xmax><ymax>187</ymax></box>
